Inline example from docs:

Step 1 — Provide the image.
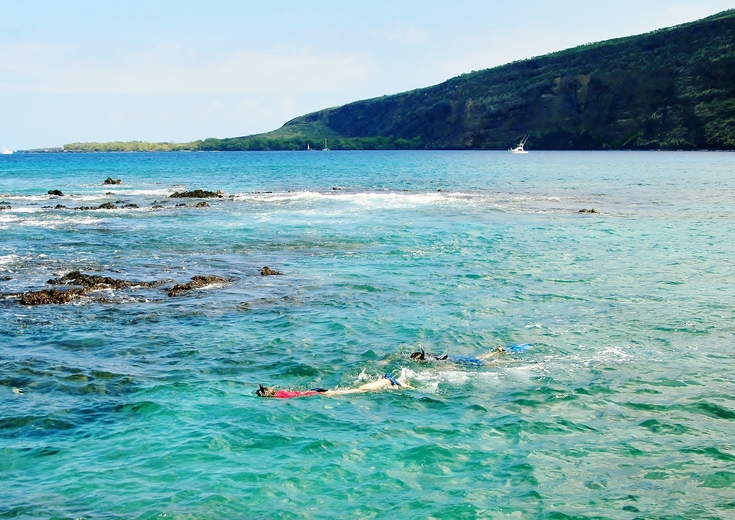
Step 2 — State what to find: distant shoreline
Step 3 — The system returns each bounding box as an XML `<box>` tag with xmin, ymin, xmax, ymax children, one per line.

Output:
<box><xmin>14</xmin><ymin>147</ymin><xmax>734</xmax><ymax>154</ymax></box>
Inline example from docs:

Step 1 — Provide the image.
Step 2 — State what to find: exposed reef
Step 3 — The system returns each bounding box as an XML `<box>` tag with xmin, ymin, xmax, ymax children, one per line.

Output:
<box><xmin>50</xmin><ymin>202</ymin><xmax>140</xmax><ymax>211</ymax></box>
<box><xmin>260</xmin><ymin>266</ymin><xmax>282</xmax><ymax>276</ymax></box>
<box><xmin>169</xmin><ymin>190</ymin><xmax>221</xmax><ymax>199</ymax></box>
<box><xmin>104</xmin><ymin>177</ymin><xmax>122</xmax><ymax>185</ymax></box>
<box><xmin>48</xmin><ymin>270</ymin><xmax>164</xmax><ymax>290</ymax></box>
<box><xmin>4</xmin><ymin>271</ymin><xmax>235</xmax><ymax>305</ymax></box>
<box><xmin>20</xmin><ymin>288</ymin><xmax>88</xmax><ymax>305</ymax></box>
<box><xmin>167</xmin><ymin>275</ymin><xmax>229</xmax><ymax>297</ymax></box>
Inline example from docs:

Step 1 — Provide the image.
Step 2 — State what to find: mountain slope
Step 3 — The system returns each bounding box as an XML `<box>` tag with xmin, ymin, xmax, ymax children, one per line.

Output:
<box><xmin>199</xmin><ymin>9</ymin><xmax>735</xmax><ymax>151</ymax></box>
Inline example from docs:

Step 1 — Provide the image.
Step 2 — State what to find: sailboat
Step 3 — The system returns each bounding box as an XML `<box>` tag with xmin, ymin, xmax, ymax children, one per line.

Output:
<box><xmin>509</xmin><ymin>136</ymin><xmax>529</xmax><ymax>154</ymax></box>
<box><xmin>322</xmin><ymin>139</ymin><xmax>330</xmax><ymax>152</ymax></box>
<box><xmin>1</xmin><ymin>147</ymin><xmax>12</xmax><ymax>155</ymax></box>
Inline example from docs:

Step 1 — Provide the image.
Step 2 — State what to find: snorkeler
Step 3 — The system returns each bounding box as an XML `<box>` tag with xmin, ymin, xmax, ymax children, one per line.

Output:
<box><xmin>410</xmin><ymin>344</ymin><xmax>531</xmax><ymax>366</ymax></box>
<box><xmin>256</xmin><ymin>373</ymin><xmax>411</xmax><ymax>398</ymax></box>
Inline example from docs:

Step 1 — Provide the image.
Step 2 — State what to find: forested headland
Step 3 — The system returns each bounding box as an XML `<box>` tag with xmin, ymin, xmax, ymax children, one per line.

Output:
<box><xmin>24</xmin><ymin>9</ymin><xmax>735</xmax><ymax>152</ymax></box>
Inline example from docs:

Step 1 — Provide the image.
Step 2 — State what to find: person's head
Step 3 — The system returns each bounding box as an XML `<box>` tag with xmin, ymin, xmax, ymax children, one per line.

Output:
<box><xmin>410</xmin><ymin>346</ymin><xmax>426</xmax><ymax>361</ymax></box>
<box><xmin>495</xmin><ymin>346</ymin><xmax>506</xmax><ymax>353</ymax></box>
<box><xmin>410</xmin><ymin>351</ymin><xmax>423</xmax><ymax>360</ymax></box>
<box><xmin>256</xmin><ymin>384</ymin><xmax>277</xmax><ymax>397</ymax></box>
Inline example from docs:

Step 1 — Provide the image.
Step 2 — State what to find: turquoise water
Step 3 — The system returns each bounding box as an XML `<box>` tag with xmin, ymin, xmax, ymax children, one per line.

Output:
<box><xmin>1</xmin><ymin>151</ymin><xmax>734</xmax><ymax>519</ymax></box>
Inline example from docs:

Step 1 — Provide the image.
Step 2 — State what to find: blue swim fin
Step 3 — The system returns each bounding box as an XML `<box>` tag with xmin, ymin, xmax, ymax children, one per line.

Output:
<box><xmin>384</xmin><ymin>373</ymin><xmax>401</xmax><ymax>386</ymax></box>
<box><xmin>507</xmin><ymin>343</ymin><xmax>531</xmax><ymax>353</ymax></box>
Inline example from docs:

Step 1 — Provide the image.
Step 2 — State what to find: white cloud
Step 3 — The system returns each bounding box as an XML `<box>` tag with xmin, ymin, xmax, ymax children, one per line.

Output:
<box><xmin>0</xmin><ymin>42</ymin><xmax>377</xmax><ymax>96</ymax></box>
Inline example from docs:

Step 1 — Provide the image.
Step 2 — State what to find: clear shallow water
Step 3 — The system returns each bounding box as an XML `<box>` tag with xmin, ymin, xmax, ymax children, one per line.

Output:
<box><xmin>1</xmin><ymin>151</ymin><xmax>734</xmax><ymax>519</ymax></box>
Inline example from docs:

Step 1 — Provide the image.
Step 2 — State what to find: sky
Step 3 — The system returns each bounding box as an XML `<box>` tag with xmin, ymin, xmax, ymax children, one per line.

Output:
<box><xmin>1</xmin><ymin>0</ymin><xmax>733</xmax><ymax>150</ymax></box>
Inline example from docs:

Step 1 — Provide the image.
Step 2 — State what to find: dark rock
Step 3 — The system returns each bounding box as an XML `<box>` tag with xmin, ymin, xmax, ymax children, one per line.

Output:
<box><xmin>168</xmin><ymin>275</ymin><xmax>229</xmax><ymax>297</ymax></box>
<box><xmin>169</xmin><ymin>189</ymin><xmax>219</xmax><ymax>199</ymax></box>
<box><xmin>48</xmin><ymin>270</ymin><xmax>164</xmax><ymax>290</ymax></box>
<box><xmin>104</xmin><ymin>177</ymin><xmax>122</xmax><ymax>185</ymax></box>
<box><xmin>123</xmin><ymin>203</ymin><xmax>139</xmax><ymax>209</ymax></box>
<box><xmin>8</xmin><ymin>271</ymin><xmax>170</xmax><ymax>305</ymax></box>
<box><xmin>260</xmin><ymin>266</ymin><xmax>282</xmax><ymax>276</ymax></box>
<box><xmin>48</xmin><ymin>189</ymin><xmax>63</xmax><ymax>196</ymax></box>
<box><xmin>0</xmin><ymin>205</ymin><xmax>9</xmax><ymax>211</ymax></box>
<box><xmin>1</xmin><ymin>276</ymin><xmax>12</xmax><ymax>281</ymax></box>
<box><xmin>332</xmin><ymin>187</ymin><xmax>342</xmax><ymax>190</ymax></box>
<box><xmin>579</xmin><ymin>208</ymin><xmax>598</xmax><ymax>213</ymax></box>
<box><xmin>20</xmin><ymin>288</ymin><xmax>88</xmax><ymax>305</ymax></box>
<box><xmin>76</xmin><ymin>206</ymin><xmax>94</xmax><ymax>211</ymax></box>
<box><xmin>195</xmin><ymin>201</ymin><xmax>209</xmax><ymax>208</ymax></box>
<box><xmin>98</xmin><ymin>202</ymin><xmax>116</xmax><ymax>210</ymax></box>
<box><xmin>55</xmin><ymin>204</ymin><xmax>67</xmax><ymax>209</ymax></box>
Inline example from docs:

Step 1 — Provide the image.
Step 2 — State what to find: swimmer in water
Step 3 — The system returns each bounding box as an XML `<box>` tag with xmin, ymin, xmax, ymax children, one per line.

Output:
<box><xmin>256</xmin><ymin>373</ymin><xmax>411</xmax><ymax>398</ymax></box>
<box><xmin>410</xmin><ymin>344</ymin><xmax>531</xmax><ymax>366</ymax></box>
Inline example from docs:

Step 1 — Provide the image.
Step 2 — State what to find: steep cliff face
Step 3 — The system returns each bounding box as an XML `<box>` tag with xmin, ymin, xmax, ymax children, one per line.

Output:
<box><xmin>280</xmin><ymin>9</ymin><xmax>735</xmax><ymax>150</ymax></box>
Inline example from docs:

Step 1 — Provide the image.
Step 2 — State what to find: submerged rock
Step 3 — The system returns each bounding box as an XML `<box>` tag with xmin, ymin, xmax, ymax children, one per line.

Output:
<box><xmin>168</xmin><ymin>275</ymin><xmax>228</xmax><ymax>297</ymax></box>
<box><xmin>579</xmin><ymin>208</ymin><xmax>598</xmax><ymax>213</ymax></box>
<box><xmin>195</xmin><ymin>201</ymin><xmax>209</xmax><ymax>208</ymax></box>
<box><xmin>97</xmin><ymin>202</ymin><xmax>116</xmax><ymax>210</ymax></box>
<box><xmin>260</xmin><ymin>266</ymin><xmax>282</xmax><ymax>276</ymax></box>
<box><xmin>48</xmin><ymin>189</ymin><xmax>64</xmax><ymax>196</ymax></box>
<box><xmin>169</xmin><ymin>189</ymin><xmax>220</xmax><ymax>199</ymax></box>
<box><xmin>104</xmin><ymin>177</ymin><xmax>122</xmax><ymax>185</ymax></box>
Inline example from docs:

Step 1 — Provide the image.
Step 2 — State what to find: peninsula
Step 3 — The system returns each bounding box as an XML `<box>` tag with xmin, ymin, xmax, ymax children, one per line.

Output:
<box><xmin>24</xmin><ymin>9</ymin><xmax>735</xmax><ymax>152</ymax></box>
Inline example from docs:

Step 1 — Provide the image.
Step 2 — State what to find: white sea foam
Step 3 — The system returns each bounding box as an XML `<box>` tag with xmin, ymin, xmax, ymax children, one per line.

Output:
<box><xmin>233</xmin><ymin>190</ymin><xmax>456</xmax><ymax>209</ymax></box>
<box><xmin>13</xmin><ymin>215</ymin><xmax>102</xmax><ymax>228</ymax></box>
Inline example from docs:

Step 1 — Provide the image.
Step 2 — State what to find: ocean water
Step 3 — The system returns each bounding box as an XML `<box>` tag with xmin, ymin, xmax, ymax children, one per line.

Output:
<box><xmin>1</xmin><ymin>150</ymin><xmax>734</xmax><ymax>519</ymax></box>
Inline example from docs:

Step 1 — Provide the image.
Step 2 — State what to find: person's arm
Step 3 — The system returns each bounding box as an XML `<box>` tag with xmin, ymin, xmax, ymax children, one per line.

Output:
<box><xmin>325</xmin><ymin>374</ymin><xmax>411</xmax><ymax>395</ymax></box>
<box><xmin>477</xmin><ymin>347</ymin><xmax>506</xmax><ymax>360</ymax></box>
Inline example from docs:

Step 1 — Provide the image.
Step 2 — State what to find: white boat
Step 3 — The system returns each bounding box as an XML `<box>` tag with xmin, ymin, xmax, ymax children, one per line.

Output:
<box><xmin>509</xmin><ymin>136</ymin><xmax>528</xmax><ymax>154</ymax></box>
<box><xmin>322</xmin><ymin>139</ymin><xmax>330</xmax><ymax>152</ymax></box>
<box><xmin>1</xmin><ymin>147</ymin><xmax>12</xmax><ymax>155</ymax></box>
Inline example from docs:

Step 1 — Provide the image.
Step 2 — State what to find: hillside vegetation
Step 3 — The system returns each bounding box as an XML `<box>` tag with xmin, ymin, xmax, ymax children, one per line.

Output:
<box><xmin>56</xmin><ymin>9</ymin><xmax>735</xmax><ymax>151</ymax></box>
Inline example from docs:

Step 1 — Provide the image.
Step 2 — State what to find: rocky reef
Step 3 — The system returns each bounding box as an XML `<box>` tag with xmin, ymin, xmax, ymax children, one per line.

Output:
<box><xmin>169</xmin><ymin>190</ymin><xmax>221</xmax><ymax>199</ymax></box>
<box><xmin>4</xmin><ymin>270</ymin><xmax>237</xmax><ymax>305</ymax></box>
<box><xmin>48</xmin><ymin>270</ymin><xmax>164</xmax><ymax>290</ymax></box>
<box><xmin>260</xmin><ymin>266</ymin><xmax>282</xmax><ymax>276</ymax></box>
<box><xmin>167</xmin><ymin>275</ymin><xmax>229</xmax><ymax>297</ymax></box>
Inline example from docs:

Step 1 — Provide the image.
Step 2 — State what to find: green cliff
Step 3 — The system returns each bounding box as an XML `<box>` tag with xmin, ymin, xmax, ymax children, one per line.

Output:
<box><xmin>57</xmin><ymin>9</ymin><xmax>735</xmax><ymax>152</ymax></box>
